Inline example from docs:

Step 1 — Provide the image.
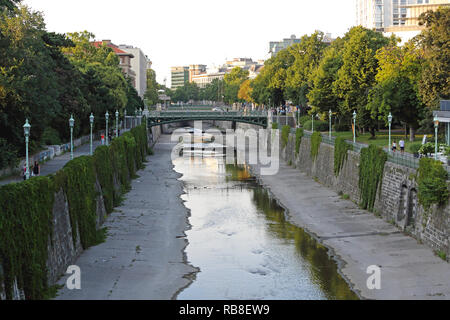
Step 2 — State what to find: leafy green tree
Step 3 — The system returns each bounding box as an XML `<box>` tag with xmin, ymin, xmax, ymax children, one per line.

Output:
<box><xmin>367</xmin><ymin>41</ymin><xmax>425</xmax><ymax>141</ymax></box>
<box><xmin>285</xmin><ymin>31</ymin><xmax>328</xmax><ymax>106</ymax></box>
<box><xmin>417</xmin><ymin>7</ymin><xmax>450</xmax><ymax>109</ymax></box>
<box><xmin>0</xmin><ymin>0</ymin><xmax>21</xmax><ymax>11</ymax></box>
<box><xmin>334</xmin><ymin>26</ymin><xmax>392</xmax><ymax>137</ymax></box>
<box><xmin>144</xmin><ymin>69</ymin><xmax>159</xmax><ymax>106</ymax></box>
<box><xmin>223</xmin><ymin>67</ymin><xmax>249</xmax><ymax>104</ymax></box>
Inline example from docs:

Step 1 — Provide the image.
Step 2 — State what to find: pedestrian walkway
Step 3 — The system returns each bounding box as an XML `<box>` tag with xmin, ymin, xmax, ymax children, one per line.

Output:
<box><xmin>0</xmin><ymin>140</ymin><xmax>102</xmax><ymax>186</ymax></box>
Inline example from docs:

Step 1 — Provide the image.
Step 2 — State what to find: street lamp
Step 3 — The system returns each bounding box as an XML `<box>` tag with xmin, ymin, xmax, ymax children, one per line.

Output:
<box><xmin>434</xmin><ymin>116</ymin><xmax>439</xmax><ymax>160</ymax></box>
<box><xmin>69</xmin><ymin>115</ymin><xmax>75</xmax><ymax>160</ymax></box>
<box><xmin>105</xmin><ymin>111</ymin><xmax>109</xmax><ymax>146</ymax></box>
<box><xmin>89</xmin><ymin>113</ymin><xmax>94</xmax><ymax>155</ymax></box>
<box><xmin>23</xmin><ymin>119</ymin><xmax>31</xmax><ymax>180</ymax></box>
<box><xmin>115</xmin><ymin>110</ymin><xmax>119</xmax><ymax>138</ymax></box>
<box><xmin>352</xmin><ymin>110</ymin><xmax>357</xmax><ymax>143</ymax></box>
<box><xmin>388</xmin><ymin>112</ymin><xmax>393</xmax><ymax>152</ymax></box>
<box><xmin>329</xmin><ymin>109</ymin><xmax>332</xmax><ymax>139</ymax></box>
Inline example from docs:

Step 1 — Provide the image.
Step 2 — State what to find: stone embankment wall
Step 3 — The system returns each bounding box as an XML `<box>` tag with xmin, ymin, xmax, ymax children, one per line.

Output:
<box><xmin>0</xmin><ymin>126</ymin><xmax>156</xmax><ymax>300</ymax></box>
<box><xmin>280</xmin><ymin>130</ymin><xmax>449</xmax><ymax>259</ymax></box>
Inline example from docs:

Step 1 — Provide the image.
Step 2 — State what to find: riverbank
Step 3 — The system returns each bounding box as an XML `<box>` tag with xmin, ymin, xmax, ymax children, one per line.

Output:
<box><xmin>55</xmin><ymin>134</ymin><xmax>197</xmax><ymax>299</ymax></box>
<box><xmin>249</xmin><ymin>159</ymin><xmax>450</xmax><ymax>299</ymax></box>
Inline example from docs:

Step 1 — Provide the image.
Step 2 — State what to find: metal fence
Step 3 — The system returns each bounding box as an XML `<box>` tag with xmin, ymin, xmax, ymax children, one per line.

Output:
<box><xmin>288</xmin><ymin>128</ymin><xmax>450</xmax><ymax>174</ymax></box>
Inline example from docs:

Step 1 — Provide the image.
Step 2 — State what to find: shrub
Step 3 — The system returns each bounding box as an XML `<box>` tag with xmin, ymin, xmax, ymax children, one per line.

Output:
<box><xmin>310</xmin><ymin>132</ymin><xmax>322</xmax><ymax>160</ymax></box>
<box><xmin>334</xmin><ymin>137</ymin><xmax>353</xmax><ymax>176</ymax></box>
<box><xmin>417</xmin><ymin>158</ymin><xmax>449</xmax><ymax>210</ymax></box>
<box><xmin>303</xmin><ymin>120</ymin><xmax>328</xmax><ymax>132</ymax></box>
<box><xmin>281</xmin><ymin>125</ymin><xmax>291</xmax><ymax>148</ymax></box>
<box><xmin>359</xmin><ymin>145</ymin><xmax>387</xmax><ymax>212</ymax></box>
<box><xmin>333</xmin><ymin>123</ymin><xmax>350</xmax><ymax>132</ymax></box>
<box><xmin>409</xmin><ymin>142</ymin><xmax>422</xmax><ymax>155</ymax></box>
<box><xmin>298</xmin><ymin>115</ymin><xmax>310</xmax><ymax>127</ymax></box>
<box><xmin>419</xmin><ymin>142</ymin><xmax>435</xmax><ymax>155</ymax></box>
<box><xmin>272</xmin><ymin>122</ymin><xmax>279</xmax><ymax>129</ymax></box>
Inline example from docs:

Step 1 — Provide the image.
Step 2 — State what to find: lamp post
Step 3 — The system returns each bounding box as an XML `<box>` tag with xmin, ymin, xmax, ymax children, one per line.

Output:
<box><xmin>434</xmin><ymin>116</ymin><xmax>439</xmax><ymax>160</ymax></box>
<box><xmin>352</xmin><ymin>110</ymin><xmax>357</xmax><ymax>143</ymax></box>
<box><xmin>329</xmin><ymin>109</ymin><xmax>332</xmax><ymax>139</ymax></box>
<box><xmin>388</xmin><ymin>113</ymin><xmax>393</xmax><ymax>152</ymax></box>
<box><xmin>124</xmin><ymin>110</ymin><xmax>127</xmax><ymax>130</ymax></box>
<box><xmin>115</xmin><ymin>110</ymin><xmax>119</xmax><ymax>138</ymax></box>
<box><xmin>105</xmin><ymin>111</ymin><xmax>109</xmax><ymax>146</ymax></box>
<box><xmin>89</xmin><ymin>113</ymin><xmax>94</xmax><ymax>155</ymax></box>
<box><xmin>69</xmin><ymin>115</ymin><xmax>74</xmax><ymax>160</ymax></box>
<box><xmin>23</xmin><ymin>119</ymin><xmax>31</xmax><ymax>180</ymax></box>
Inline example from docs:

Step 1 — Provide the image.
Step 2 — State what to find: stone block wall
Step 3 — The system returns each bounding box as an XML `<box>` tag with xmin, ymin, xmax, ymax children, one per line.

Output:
<box><xmin>279</xmin><ymin>130</ymin><xmax>449</xmax><ymax>260</ymax></box>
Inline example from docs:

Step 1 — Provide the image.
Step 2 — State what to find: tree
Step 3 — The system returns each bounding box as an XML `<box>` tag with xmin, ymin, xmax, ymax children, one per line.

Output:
<box><xmin>417</xmin><ymin>7</ymin><xmax>450</xmax><ymax>109</ymax></box>
<box><xmin>333</xmin><ymin>26</ymin><xmax>392</xmax><ymax>137</ymax></box>
<box><xmin>285</xmin><ymin>31</ymin><xmax>328</xmax><ymax>106</ymax></box>
<box><xmin>0</xmin><ymin>0</ymin><xmax>21</xmax><ymax>11</ymax></box>
<box><xmin>223</xmin><ymin>67</ymin><xmax>249</xmax><ymax>104</ymax></box>
<box><xmin>144</xmin><ymin>69</ymin><xmax>159</xmax><ymax>106</ymax></box>
<box><xmin>238</xmin><ymin>79</ymin><xmax>254</xmax><ymax>103</ymax></box>
<box><xmin>367</xmin><ymin>41</ymin><xmax>425</xmax><ymax>141</ymax></box>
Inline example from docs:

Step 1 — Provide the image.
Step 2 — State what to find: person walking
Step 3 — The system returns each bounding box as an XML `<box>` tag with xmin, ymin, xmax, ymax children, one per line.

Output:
<box><xmin>399</xmin><ymin>139</ymin><xmax>405</xmax><ymax>153</ymax></box>
<box><xmin>392</xmin><ymin>140</ymin><xmax>397</xmax><ymax>153</ymax></box>
<box><xmin>23</xmin><ymin>164</ymin><xmax>27</xmax><ymax>180</ymax></box>
<box><xmin>33</xmin><ymin>161</ymin><xmax>40</xmax><ymax>177</ymax></box>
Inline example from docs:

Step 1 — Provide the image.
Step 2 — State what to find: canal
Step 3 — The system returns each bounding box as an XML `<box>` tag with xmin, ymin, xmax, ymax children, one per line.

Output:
<box><xmin>172</xmin><ymin>142</ymin><xmax>358</xmax><ymax>300</ymax></box>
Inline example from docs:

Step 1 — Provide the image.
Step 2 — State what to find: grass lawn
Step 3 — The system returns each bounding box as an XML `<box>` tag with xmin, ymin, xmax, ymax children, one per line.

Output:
<box><xmin>329</xmin><ymin>131</ymin><xmax>431</xmax><ymax>153</ymax></box>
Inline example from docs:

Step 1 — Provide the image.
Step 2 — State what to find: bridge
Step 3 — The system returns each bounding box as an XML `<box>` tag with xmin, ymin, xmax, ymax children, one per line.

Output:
<box><xmin>147</xmin><ymin>110</ymin><xmax>269</xmax><ymax>128</ymax></box>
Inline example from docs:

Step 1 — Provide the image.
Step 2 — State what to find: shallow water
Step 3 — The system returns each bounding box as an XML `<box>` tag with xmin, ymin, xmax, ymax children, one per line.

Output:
<box><xmin>173</xmin><ymin>153</ymin><xmax>358</xmax><ymax>300</ymax></box>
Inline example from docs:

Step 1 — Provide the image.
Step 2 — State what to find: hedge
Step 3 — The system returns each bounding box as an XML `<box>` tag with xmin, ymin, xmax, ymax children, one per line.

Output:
<box><xmin>0</xmin><ymin>123</ymin><xmax>149</xmax><ymax>299</ymax></box>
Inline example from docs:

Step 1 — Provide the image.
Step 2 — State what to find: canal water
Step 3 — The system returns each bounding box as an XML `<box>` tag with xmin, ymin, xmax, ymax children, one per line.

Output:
<box><xmin>173</xmin><ymin>146</ymin><xmax>358</xmax><ymax>300</ymax></box>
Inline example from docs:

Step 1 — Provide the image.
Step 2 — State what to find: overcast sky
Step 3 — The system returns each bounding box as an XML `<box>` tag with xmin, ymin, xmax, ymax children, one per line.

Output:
<box><xmin>23</xmin><ymin>0</ymin><xmax>356</xmax><ymax>87</ymax></box>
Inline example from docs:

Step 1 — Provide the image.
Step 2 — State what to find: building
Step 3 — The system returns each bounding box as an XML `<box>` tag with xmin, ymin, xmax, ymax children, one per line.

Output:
<box><xmin>269</xmin><ymin>33</ymin><xmax>334</xmax><ymax>57</ymax></box>
<box><xmin>118</xmin><ymin>45</ymin><xmax>151</xmax><ymax>98</ymax></box>
<box><xmin>356</xmin><ymin>0</ymin><xmax>450</xmax><ymax>41</ymax></box>
<box><xmin>191</xmin><ymin>70</ymin><xmax>226</xmax><ymax>88</ymax></box>
<box><xmin>171</xmin><ymin>66</ymin><xmax>189</xmax><ymax>89</ymax></box>
<box><xmin>188</xmin><ymin>64</ymin><xmax>207</xmax><ymax>82</ymax></box>
<box><xmin>91</xmin><ymin>40</ymin><xmax>137</xmax><ymax>91</ymax></box>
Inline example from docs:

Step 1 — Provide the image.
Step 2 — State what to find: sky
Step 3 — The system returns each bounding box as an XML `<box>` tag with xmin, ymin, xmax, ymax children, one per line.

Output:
<box><xmin>23</xmin><ymin>0</ymin><xmax>357</xmax><ymax>87</ymax></box>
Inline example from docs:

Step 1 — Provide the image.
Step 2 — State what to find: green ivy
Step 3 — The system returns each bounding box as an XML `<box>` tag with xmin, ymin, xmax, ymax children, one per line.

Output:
<box><xmin>358</xmin><ymin>145</ymin><xmax>387</xmax><ymax>212</ymax></box>
<box><xmin>272</xmin><ymin>122</ymin><xmax>278</xmax><ymax>129</ymax></box>
<box><xmin>281</xmin><ymin>125</ymin><xmax>291</xmax><ymax>149</ymax></box>
<box><xmin>417</xmin><ymin>158</ymin><xmax>449</xmax><ymax>210</ymax></box>
<box><xmin>334</xmin><ymin>137</ymin><xmax>353</xmax><ymax>176</ymax></box>
<box><xmin>295</xmin><ymin>128</ymin><xmax>304</xmax><ymax>155</ymax></box>
<box><xmin>310</xmin><ymin>132</ymin><xmax>322</xmax><ymax>161</ymax></box>
<box><xmin>0</xmin><ymin>124</ymin><xmax>149</xmax><ymax>300</ymax></box>
<box><xmin>0</xmin><ymin>177</ymin><xmax>54</xmax><ymax>299</ymax></box>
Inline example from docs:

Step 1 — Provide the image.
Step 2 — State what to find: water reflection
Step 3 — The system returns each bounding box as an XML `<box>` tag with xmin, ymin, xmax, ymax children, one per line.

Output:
<box><xmin>174</xmin><ymin>152</ymin><xmax>357</xmax><ymax>300</ymax></box>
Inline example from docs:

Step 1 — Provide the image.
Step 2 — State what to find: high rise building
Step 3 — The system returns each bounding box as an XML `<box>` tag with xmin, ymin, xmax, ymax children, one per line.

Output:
<box><xmin>188</xmin><ymin>65</ymin><xmax>207</xmax><ymax>82</ymax></box>
<box><xmin>171</xmin><ymin>66</ymin><xmax>189</xmax><ymax>89</ymax></box>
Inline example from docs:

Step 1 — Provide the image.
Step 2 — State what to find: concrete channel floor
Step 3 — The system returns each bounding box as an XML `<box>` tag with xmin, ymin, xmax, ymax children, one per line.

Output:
<box><xmin>250</xmin><ymin>160</ymin><xmax>450</xmax><ymax>300</ymax></box>
<box><xmin>54</xmin><ymin>135</ymin><xmax>197</xmax><ymax>299</ymax></box>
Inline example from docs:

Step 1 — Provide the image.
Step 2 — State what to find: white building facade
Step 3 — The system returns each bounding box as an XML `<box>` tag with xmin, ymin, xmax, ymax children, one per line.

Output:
<box><xmin>119</xmin><ymin>45</ymin><xmax>150</xmax><ymax>98</ymax></box>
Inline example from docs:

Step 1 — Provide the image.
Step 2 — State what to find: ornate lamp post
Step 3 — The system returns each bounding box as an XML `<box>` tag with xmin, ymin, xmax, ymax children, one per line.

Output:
<box><xmin>434</xmin><ymin>116</ymin><xmax>439</xmax><ymax>160</ymax></box>
<box><xmin>89</xmin><ymin>113</ymin><xmax>94</xmax><ymax>155</ymax></box>
<box><xmin>115</xmin><ymin>110</ymin><xmax>119</xmax><ymax>138</ymax></box>
<box><xmin>352</xmin><ymin>110</ymin><xmax>357</xmax><ymax>143</ymax></box>
<box><xmin>23</xmin><ymin>119</ymin><xmax>31</xmax><ymax>180</ymax></box>
<box><xmin>329</xmin><ymin>109</ymin><xmax>332</xmax><ymax>139</ymax></box>
<box><xmin>69</xmin><ymin>115</ymin><xmax>75</xmax><ymax>160</ymax></box>
<box><xmin>388</xmin><ymin>112</ymin><xmax>393</xmax><ymax>152</ymax></box>
<box><xmin>105</xmin><ymin>111</ymin><xmax>109</xmax><ymax>146</ymax></box>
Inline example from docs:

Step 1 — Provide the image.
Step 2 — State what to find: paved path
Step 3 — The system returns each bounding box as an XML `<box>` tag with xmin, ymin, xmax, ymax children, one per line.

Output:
<box><xmin>0</xmin><ymin>140</ymin><xmax>101</xmax><ymax>186</ymax></box>
<box><xmin>250</xmin><ymin>160</ymin><xmax>450</xmax><ymax>300</ymax></box>
<box><xmin>54</xmin><ymin>135</ymin><xmax>196</xmax><ymax>299</ymax></box>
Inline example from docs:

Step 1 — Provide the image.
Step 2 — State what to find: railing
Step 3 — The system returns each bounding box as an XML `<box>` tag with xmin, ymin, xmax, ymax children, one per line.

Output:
<box><xmin>289</xmin><ymin>128</ymin><xmax>450</xmax><ymax>174</ymax></box>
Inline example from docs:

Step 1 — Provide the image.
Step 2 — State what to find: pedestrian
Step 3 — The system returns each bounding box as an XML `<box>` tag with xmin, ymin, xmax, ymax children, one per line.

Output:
<box><xmin>33</xmin><ymin>161</ymin><xmax>40</xmax><ymax>177</ymax></box>
<box><xmin>392</xmin><ymin>140</ymin><xmax>397</xmax><ymax>152</ymax></box>
<box><xmin>23</xmin><ymin>164</ymin><xmax>27</xmax><ymax>180</ymax></box>
<box><xmin>399</xmin><ymin>139</ymin><xmax>405</xmax><ymax>153</ymax></box>
<box><xmin>101</xmin><ymin>134</ymin><xmax>105</xmax><ymax>145</ymax></box>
